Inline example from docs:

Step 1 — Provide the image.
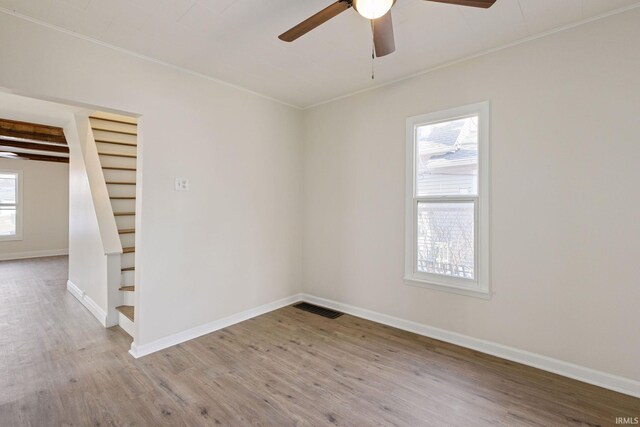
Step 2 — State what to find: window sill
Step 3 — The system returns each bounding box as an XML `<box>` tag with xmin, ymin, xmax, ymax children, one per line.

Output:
<box><xmin>403</xmin><ymin>276</ymin><xmax>492</xmax><ymax>300</ymax></box>
<box><xmin>0</xmin><ymin>235</ymin><xmax>22</xmax><ymax>242</ymax></box>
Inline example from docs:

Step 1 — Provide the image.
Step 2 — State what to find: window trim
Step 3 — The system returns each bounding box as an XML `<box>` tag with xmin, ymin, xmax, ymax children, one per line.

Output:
<box><xmin>404</xmin><ymin>102</ymin><xmax>490</xmax><ymax>299</ymax></box>
<box><xmin>0</xmin><ymin>169</ymin><xmax>23</xmax><ymax>242</ymax></box>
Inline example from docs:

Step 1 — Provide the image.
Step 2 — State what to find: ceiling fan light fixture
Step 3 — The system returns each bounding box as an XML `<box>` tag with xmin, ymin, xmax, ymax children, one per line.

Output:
<box><xmin>353</xmin><ymin>0</ymin><xmax>395</xmax><ymax>19</ymax></box>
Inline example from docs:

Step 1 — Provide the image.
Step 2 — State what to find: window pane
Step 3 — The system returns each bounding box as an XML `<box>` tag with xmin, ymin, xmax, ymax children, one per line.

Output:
<box><xmin>417</xmin><ymin>202</ymin><xmax>474</xmax><ymax>280</ymax></box>
<box><xmin>0</xmin><ymin>207</ymin><xmax>16</xmax><ymax>236</ymax></box>
<box><xmin>0</xmin><ymin>174</ymin><xmax>17</xmax><ymax>204</ymax></box>
<box><xmin>416</xmin><ymin>116</ymin><xmax>478</xmax><ymax>196</ymax></box>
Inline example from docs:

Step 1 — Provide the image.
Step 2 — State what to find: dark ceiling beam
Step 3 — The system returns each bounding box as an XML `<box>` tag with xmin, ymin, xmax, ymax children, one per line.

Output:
<box><xmin>0</xmin><ymin>150</ymin><xmax>69</xmax><ymax>164</ymax></box>
<box><xmin>0</xmin><ymin>139</ymin><xmax>70</xmax><ymax>153</ymax></box>
<box><xmin>0</xmin><ymin>118</ymin><xmax>67</xmax><ymax>145</ymax></box>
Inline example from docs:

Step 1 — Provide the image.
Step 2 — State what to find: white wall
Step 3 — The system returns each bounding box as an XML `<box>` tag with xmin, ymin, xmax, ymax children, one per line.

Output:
<box><xmin>0</xmin><ymin>158</ymin><xmax>68</xmax><ymax>259</ymax></box>
<box><xmin>302</xmin><ymin>8</ymin><xmax>640</xmax><ymax>383</ymax></box>
<box><xmin>66</xmin><ymin>115</ymin><xmax>111</xmax><ymax>324</ymax></box>
<box><xmin>0</xmin><ymin>12</ymin><xmax>303</xmax><ymax>345</ymax></box>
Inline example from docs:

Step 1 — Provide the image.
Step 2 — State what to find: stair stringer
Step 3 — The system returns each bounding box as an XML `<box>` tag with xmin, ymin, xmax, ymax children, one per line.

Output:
<box><xmin>77</xmin><ymin>114</ymin><xmax>125</xmax><ymax>328</ymax></box>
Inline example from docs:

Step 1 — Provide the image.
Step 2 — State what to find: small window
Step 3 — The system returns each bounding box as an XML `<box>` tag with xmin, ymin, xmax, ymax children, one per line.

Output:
<box><xmin>405</xmin><ymin>102</ymin><xmax>490</xmax><ymax>298</ymax></box>
<box><xmin>0</xmin><ymin>170</ymin><xmax>22</xmax><ymax>241</ymax></box>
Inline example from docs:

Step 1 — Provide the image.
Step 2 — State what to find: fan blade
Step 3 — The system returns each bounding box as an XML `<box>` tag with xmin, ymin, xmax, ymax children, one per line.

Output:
<box><xmin>424</xmin><ymin>0</ymin><xmax>497</xmax><ymax>8</ymax></box>
<box><xmin>279</xmin><ymin>1</ymin><xmax>351</xmax><ymax>42</ymax></box>
<box><xmin>372</xmin><ymin>11</ymin><xmax>395</xmax><ymax>57</ymax></box>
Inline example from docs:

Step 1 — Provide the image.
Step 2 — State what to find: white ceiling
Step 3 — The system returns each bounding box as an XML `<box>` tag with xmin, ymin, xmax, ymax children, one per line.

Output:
<box><xmin>1</xmin><ymin>0</ymin><xmax>638</xmax><ymax>107</ymax></box>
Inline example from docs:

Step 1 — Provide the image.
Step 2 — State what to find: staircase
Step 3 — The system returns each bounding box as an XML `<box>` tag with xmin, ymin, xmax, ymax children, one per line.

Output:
<box><xmin>89</xmin><ymin>112</ymin><xmax>137</xmax><ymax>333</ymax></box>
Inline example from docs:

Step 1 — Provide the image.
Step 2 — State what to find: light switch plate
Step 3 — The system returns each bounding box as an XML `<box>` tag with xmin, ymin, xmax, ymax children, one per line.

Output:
<box><xmin>175</xmin><ymin>177</ymin><xmax>189</xmax><ymax>191</ymax></box>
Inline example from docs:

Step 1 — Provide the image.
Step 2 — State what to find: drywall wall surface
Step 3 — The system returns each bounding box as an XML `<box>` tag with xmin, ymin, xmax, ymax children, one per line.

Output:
<box><xmin>0</xmin><ymin>11</ymin><xmax>303</xmax><ymax>345</ymax></box>
<box><xmin>0</xmin><ymin>158</ymin><xmax>68</xmax><ymax>259</ymax></box>
<box><xmin>66</xmin><ymin>117</ymin><xmax>109</xmax><ymax>317</ymax></box>
<box><xmin>302</xmin><ymin>9</ymin><xmax>640</xmax><ymax>381</ymax></box>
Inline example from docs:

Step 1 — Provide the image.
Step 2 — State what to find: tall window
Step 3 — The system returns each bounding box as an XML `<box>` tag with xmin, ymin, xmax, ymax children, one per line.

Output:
<box><xmin>405</xmin><ymin>102</ymin><xmax>490</xmax><ymax>298</ymax></box>
<box><xmin>0</xmin><ymin>170</ymin><xmax>22</xmax><ymax>241</ymax></box>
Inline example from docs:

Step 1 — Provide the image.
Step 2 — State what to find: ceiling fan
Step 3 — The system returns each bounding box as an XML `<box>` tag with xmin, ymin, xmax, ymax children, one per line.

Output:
<box><xmin>279</xmin><ymin>0</ymin><xmax>497</xmax><ymax>57</ymax></box>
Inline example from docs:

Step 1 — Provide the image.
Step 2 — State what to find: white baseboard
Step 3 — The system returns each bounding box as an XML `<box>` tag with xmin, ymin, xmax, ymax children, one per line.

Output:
<box><xmin>67</xmin><ymin>279</ymin><xmax>107</xmax><ymax>327</ymax></box>
<box><xmin>124</xmin><ymin>290</ymin><xmax>639</xmax><ymax>398</ymax></box>
<box><xmin>129</xmin><ymin>293</ymin><xmax>304</xmax><ymax>359</ymax></box>
<box><xmin>300</xmin><ymin>294</ymin><xmax>640</xmax><ymax>398</ymax></box>
<box><xmin>0</xmin><ymin>248</ymin><xmax>68</xmax><ymax>261</ymax></box>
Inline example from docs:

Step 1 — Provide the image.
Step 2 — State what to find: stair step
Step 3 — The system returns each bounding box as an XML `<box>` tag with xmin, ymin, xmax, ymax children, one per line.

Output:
<box><xmin>110</xmin><ymin>196</ymin><xmax>136</xmax><ymax>200</ymax></box>
<box><xmin>98</xmin><ymin>152</ymin><xmax>137</xmax><ymax>158</ymax></box>
<box><xmin>121</xmin><ymin>267</ymin><xmax>135</xmax><ymax>272</ymax></box>
<box><xmin>89</xmin><ymin>115</ymin><xmax>137</xmax><ymax>126</ymax></box>
<box><xmin>106</xmin><ymin>181</ymin><xmax>136</xmax><ymax>185</ymax></box>
<box><xmin>116</xmin><ymin>305</ymin><xmax>134</xmax><ymax>321</ymax></box>
<box><xmin>123</xmin><ymin>247</ymin><xmax>135</xmax><ymax>254</ymax></box>
<box><xmin>92</xmin><ymin>127</ymin><xmax>137</xmax><ymax>136</ymax></box>
<box><xmin>118</xmin><ymin>228</ymin><xmax>135</xmax><ymax>234</ymax></box>
<box><xmin>102</xmin><ymin>166</ymin><xmax>136</xmax><ymax>171</ymax></box>
<box><xmin>119</xmin><ymin>285</ymin><xmax>135</xmax><ymax>292</ymax></box>
<box><xmin>95</xmin><ymin>139</ymin><xmax>137</xmax><ymax>147</ymax></box>
<box><xmin>114</xmin><ymin>212</ymin><xmax>135</xmax><ymax>216</ymax></box>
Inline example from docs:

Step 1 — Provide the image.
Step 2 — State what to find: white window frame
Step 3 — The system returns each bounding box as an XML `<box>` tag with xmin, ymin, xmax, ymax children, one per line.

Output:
<box><xmin>404</xmin><ymin>102</ymin><xmax>490</xmax><ymax>299</ymax></box>
<box><xmin>0</xmin><ymin>169</ymin><xmax>23</xmax><ymax>242</ymax></box>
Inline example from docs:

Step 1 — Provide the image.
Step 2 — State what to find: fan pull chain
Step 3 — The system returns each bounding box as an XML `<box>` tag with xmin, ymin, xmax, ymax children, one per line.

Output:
<box><xmin>371</xmin><ymin>19</ymin><xmax>376</xmax><ymax>80</ymax></box>
<box><xmin>372</xmin><ymin>47</ymin><xmax>375</xmax><ymax>80</ymax></box>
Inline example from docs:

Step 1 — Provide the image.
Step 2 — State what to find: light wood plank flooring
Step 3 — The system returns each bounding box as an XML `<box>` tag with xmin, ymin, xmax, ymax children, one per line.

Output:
<box><xmin>0</xmin><ymin>257</ymin><xmax>637</xmax><ymax>426</ymax></box>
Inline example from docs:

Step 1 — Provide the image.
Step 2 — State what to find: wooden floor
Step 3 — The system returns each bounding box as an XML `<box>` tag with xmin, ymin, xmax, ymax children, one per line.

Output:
<box><xmin>0</xmin><ymin>257</ymin><xmax>637</xmax><ymax>426</ymax></box>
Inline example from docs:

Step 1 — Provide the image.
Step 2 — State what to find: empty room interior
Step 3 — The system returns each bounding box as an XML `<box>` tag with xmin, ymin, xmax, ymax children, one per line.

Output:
<box><xmin>0</xmin><ymin>0</ymin><xmax>639</xmax><ymax>425</ymax></box>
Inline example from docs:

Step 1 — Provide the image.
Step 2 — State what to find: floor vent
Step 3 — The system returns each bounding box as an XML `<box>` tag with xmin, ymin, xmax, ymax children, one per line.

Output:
<box><xmin>294</xmin><ymin>302</ymin><xmax>344</xmax><ymax>319</ymax></box>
